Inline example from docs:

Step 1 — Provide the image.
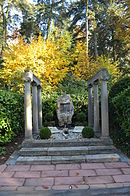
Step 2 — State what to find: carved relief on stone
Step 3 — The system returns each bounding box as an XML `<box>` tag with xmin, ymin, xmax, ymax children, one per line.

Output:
<box><xmin>57</xmin><ymin>94</ymin><xmax>74</xmax><ymax>127</ymax></box>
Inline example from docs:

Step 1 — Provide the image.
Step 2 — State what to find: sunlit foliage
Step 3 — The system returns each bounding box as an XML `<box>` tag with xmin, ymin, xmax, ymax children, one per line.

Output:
<box><xmin>0</xmin><ymin>28</ymin><xmax>72</xmax><ymax>91</ymax></box>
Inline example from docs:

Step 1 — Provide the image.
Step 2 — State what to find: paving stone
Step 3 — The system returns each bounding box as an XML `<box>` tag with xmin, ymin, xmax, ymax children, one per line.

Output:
<box><xmin>0</xmin><ymin>177</ymin><xmax>25</xmax><ymax>186</ymax></box>
<box><xmin>30</xmin><ymin>165</ymin><xmax>55</xmax><ymax>171</ymax></box>
<box><xmin>5</xmin><ymin>165</ymin><xmax>30</xmax><ymax>172</ymax></box>
<box><xmin>0</xmin><ymin>186</ymin><xmax>17</xmax><ymax>191</ymax></box>
<box><xmin>106</xmin><ymin>183</ymin><xmax>124</xmax><ymax>188</ymax></box>
<box><xmin>41</xmin><ymin>170</ymin><xmax>68</xmax><ymax>177</ymax></box>
<box><xmin>35</xmin><ymin>186</ymin><xmax>52</xmax><ymax>190</ymax></box>
<box><xmin>56</xmin><ymin>164</ymin><xmax>81</xmax><ymax>170</ymax></box>
<box><xmin>95</xmin><ymin>168</ymin><xmax>122</xmax><ymax>176</ymax></box>
<box><xmin>121</xmin><ymin>168</ymin><xmax>130</xmax><ymax>175</ymax></box>
<box><xmin>71</xmin><ymin>184</ymin><xmax>89</xmax><ymax>189</ymax></box>
<box><xmin>14</xmin><ymin>171</ymin><xmax>40</xmax><ymax>178</ymax></box>
<box><xmin>113</xmin><ymin>175</ymin><xmax>130</xmax><ymax>183</ymax></box>
<box><xmin>123</xmin><ymin>182</ymin><xmax>130</xmax><ymax>187</ymax></box>
<box><xmin>69</xmin><ymin>169</ymin><xmax>96</xmax><ymax>177</ymax></box>
<box><xmin>86</xmin><ymin>154</ymin><xmax>120</xmax><ymax>163</ymax></box>
<box><xmin>89</xmin><ymin>184</ymin><xmax>106</xmax><ymax>189</ymax></box>
<box><xmin>17</xmin><ymin>186</ymin><xmax>35</xmax><ymax>191</ymax></box>
<box><xmin>25</xmin><ymin>178</ymin><xmax>54</xmax><ymax>186</ymax></box>
<box><xmin>105</xmin><ymin>162</ymin><xmax>129</xmax><ymax>168</ymax></box>
<box><xmin>0</xmin><ymin>165</ymin><xmax>7</xmax><ymax>172</ymax></box>
<box><xmin>55</xmin><ymin>177</ymin><xmax>83</xmax><ymax>185</ymax></box>
<box><xmin>81</xmin><ymin>163</ymin><xmax>105</xmax><ymax>169</ymax></box>
<box><xmin>0</xmin><ymin>172</ymin><xmax>14</xmax><ymax>178</ymax></box>
<box><xmin>85</xmin><ymin>176</ymin><xmax>114</xmax><ymax>184</ymax></box>
<box><xmin>52</xmin><ymin>185</ymin><xmax>70</xmax><ymax>190</ymax></box>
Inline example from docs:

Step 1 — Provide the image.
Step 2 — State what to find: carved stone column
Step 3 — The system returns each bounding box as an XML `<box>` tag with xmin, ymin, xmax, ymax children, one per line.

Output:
<box><xmin>32</xmin><ymin>82</ymin><xmax>38</xmax><ymax>134</ymax></box>
<box><xmin>37</xmin><ymin>86</ymin><xmax>42</xmax><ymax>129</ymax></box>
<box><xmin>24</xmin><ymin>77</ymin><xmax>32</xmax><ymax>139</ymax></box>
<box><xmin>101</xmin><ymin>79</ymin><xmax>109</xmax><ymax>137</ymax></box>
<box><xmin>93</xmin><ymin>80</ymin><xmax>100</xmax><ymax>133</ymax></box>
<box><xmin>88</xmin><ymin>85</ymin><xmax>93</xmax><ymax>127</ymax></box>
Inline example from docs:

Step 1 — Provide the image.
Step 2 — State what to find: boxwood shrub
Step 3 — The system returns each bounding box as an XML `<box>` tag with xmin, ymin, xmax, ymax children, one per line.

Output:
<box><xmin>82</xmin><ymin>126</ymin><xmax>94</xmax><ymax>138</ymax></box>
<box><xmin>40</xmin><ymin>127</ymin><xmax>51</xmax><ymax>139</ymax></box>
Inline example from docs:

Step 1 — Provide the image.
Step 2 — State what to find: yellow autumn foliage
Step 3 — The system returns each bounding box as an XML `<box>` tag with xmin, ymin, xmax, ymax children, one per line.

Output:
<box><xmin>0</xmin><ymin>30</ymin><xmax>72</xmax><ymax>91</ymax></box>
<box><xmin>72</xmin><ymin>41</ymin><xmax>121</xmax><ymax>82</ymax></box>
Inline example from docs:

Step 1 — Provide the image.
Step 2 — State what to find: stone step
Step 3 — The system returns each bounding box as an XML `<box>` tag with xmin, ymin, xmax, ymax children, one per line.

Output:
<box><xmin>16</xmin><ymin>153</ymin><xmax>120</xmax><ymax>165</ymax></box>
<box><xmin>19</xmin><ymin>145</ymin><xmax>116</xmax><ymax>156</ymax></box>
<box><xmin>22</xmin><ymin>138</ymin><xmax>113</xmax><ymax>148</ymax></box>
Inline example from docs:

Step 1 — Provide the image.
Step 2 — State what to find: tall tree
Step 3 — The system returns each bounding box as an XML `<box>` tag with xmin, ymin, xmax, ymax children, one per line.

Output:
<box><xmin>0</xmin><ymin>0</ymin><xmax>31</xmax><ymax>56</ymax></box>
<box><xmin>85</xmin><ymin>0</ymin><xmax>88</xmax><ymax>56</ymax></box>
<box><xmin>36</xmin><ymin>0</ymin><xmax>68</xmax><ymax>39</ymax></box>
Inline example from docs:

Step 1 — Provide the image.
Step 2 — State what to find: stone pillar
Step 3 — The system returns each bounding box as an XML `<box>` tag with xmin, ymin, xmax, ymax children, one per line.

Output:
<box><xmin>24</xmin><ymin>78</ymin><xmax>32</xmax><ymax>139</ymax></box>
<box><xmin>88</xmin><ymin>85</ymin><xmax>93</xmax><ymax>127</ymax></box>
<box><xmin>37</xmin><ymin>86</ymin><xmax>42</xmax><ymax>129</ymax></box>
<box><xmin>93</xmin><ymin>81</ymin><xmax>100</xmax><ymax>133</ymax></box>
<box><xmin>32</xmin><ymin>82</ymin><xmax>39</xmax><ymax>134</ymax></box>
<box><xmin>101</xmin><ymin>79</ymin><xmax>109</xmax><ymax>137</ymax></box>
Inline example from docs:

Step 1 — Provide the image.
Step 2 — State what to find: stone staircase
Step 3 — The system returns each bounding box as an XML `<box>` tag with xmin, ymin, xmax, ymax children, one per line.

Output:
<box><xmin>16</xmin><ymin>138</ymin><xmax>120</xmax><ymax>164</ymax></box>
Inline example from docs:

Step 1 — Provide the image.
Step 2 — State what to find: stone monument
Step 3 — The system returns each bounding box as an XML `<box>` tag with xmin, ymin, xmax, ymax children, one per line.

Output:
<box><xmin>57</xmin><ymin>94</ymin><xmax>74</xmax><ymax>127</ymax></box>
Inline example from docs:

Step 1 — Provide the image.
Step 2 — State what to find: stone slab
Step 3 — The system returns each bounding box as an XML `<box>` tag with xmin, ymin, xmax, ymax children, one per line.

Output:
<box><xmin>72</xmin><ymin>126</ymin><xmax>84</xmax><ymax>133</ymax></box>
<box><xmin>51</xmin><ymin>155</ymin><xmax>86</xmax><ymax>164</ymax></box>
<box><xmin>19</xmin><ymin>147</ymin><xmax>48</xmax><ymax>156</ymax></box>
<box><xmin>16</xmin><ymin>156</ymin><xmax>52</xmax><ymax>165</ymax></box>
<box><xmin>86</xmin><ymin>153</ymin><xmax>120</xmax><ymax>163</ymax></box>
<box><xmin>48</xmin><ymin>127</ymin><xmax>60</xmax><ymax>134</ymax></box>
<box><xmin>48</xmin><ymin>146</ymin><xmax>88</xmax><ymax>156</ymax></box>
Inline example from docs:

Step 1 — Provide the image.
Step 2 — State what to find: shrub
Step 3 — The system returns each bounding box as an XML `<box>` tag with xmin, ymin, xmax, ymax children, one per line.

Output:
<box><xmin>109</xmin><ymin>76</ymin><xmax>130</xmax><ymax>156</ymax></box>
<box><xmin>44</xmin><ymin>112</ymin><xmax>54</xmax><ymax>122</ymax></box>
<box><xmin>0</xmin><ymin>90</ymin><xmax>24</xmax><ymax>135</ymax></box>
<box><xmin>40</xmin><ymin>127</ymin><xmax>51</xmax><ymax>139</ymax></box>
<box><xmin>0</xmin><ymin>103</ymin><xmax>14</xmax><ymax>144</ymax></box>
<box><xmin>82</xmin><ymin>126</ymin><xmax>94</xmax><ymax>138</ymax></box>
<box><xmin>43</xmin><ymin>121</ymin><xmax>55</xmax><ymax>127</ymax></box>
<box><xmin>109</xmin><ymin>76</ymin><xmax>130</xmax><ymax>99</ymax></box>
<box><xmin>0</xmin><ymin>147</ymin><xmax>6</xmax><ymax>156</ymax></box>
<box><xmin>74</xmin><ymin>112</ymin><xmax>86</xmax><ymax>124</ymax></box>
<box><xmin>112</xmin><ymin>88</ymin><xmax>130</xmax><ymax>137</ymax></box>
<box><xmin>0</xmin><ymin>90</ymin><xmax>24</xmax><ymax>144</ymax></box>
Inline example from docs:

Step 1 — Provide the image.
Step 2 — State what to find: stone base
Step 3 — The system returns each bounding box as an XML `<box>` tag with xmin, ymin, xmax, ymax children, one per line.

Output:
<box><xmin>15</xmin><ymin>137</ymin><xmax>121</xmax><ymax>165</ymax></box>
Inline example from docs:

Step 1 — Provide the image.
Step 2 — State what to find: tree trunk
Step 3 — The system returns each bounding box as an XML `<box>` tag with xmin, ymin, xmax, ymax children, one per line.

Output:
<box><xmin>85</xmin><ymin>0</ymin><xmax>89</xmax><ymax>57</ymax></box>
<box><xmin>94</xmin><ymin>30</ymin><xmax>98</xmax><ymax>60</ymax></box>
<box><xmin>46</xmin><ymin>0</ymin><xmax>54</xmax><ymax>40</ymax></box>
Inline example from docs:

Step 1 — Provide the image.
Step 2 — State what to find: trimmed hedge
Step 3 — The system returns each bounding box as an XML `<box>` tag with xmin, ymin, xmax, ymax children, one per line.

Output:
<box><xmin>42</xmin><ymin>92</ymin><xmax>88</xmax><ymax>126</ymax></box>
<box><xmin>0</xmin><ymin>90</ymin><xmax>24</xmax><ymax>145</ymax></box>
<box><xmin>40</xmin><ymin>127</ymin><xmax>51</xmax><ymax>139</ymax></box>
<box><xmin>109</xmin><ymin>76</ymin><xmax>130</xmax><ymax>155</ymax></box>
<box><xmin>82</xmin><ymin>126</ymin><xmax>94</xmax><ymax>138</ymax></box>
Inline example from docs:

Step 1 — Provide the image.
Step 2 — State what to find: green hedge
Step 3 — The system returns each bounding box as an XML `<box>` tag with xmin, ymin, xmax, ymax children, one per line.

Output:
<box><xmin>109</xmin><ymin>76</ymin><xmax>130</xmax><ymax>155</ymax></box>
<box><xmin>0</xmin><ymin>90</ymin><xmax>24</xmax><ymax>145</ymax></box>
<box><xmin>42</xmin><ymin>92</ymin><xmax>88</xmax><ymax>126</ymax></box>
<box><xmin>42</xmin><ymin>73</ymin><xmax>88</xmax><ymax>126</ymax></box>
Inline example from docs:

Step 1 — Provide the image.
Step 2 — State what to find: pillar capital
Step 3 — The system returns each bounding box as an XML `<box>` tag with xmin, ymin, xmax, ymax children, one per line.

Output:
<box><xmin>93</xmin><ymin>80</ymin><xmax>99</xmax><ymax>85</ymax></box>
<box><xmin>32</xmin><ymin>81</ymin><xmax>37</xmax><ymax>86</ymax></box>
<box><xmin>88</xmin><ymin>84</ymin><xmax>93</xmax><ymax>88</ymax></box>
<box><xmin>37</xmin><ymin>85</ymin><xmax>42</xmax><ymax>89</ymax></box>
